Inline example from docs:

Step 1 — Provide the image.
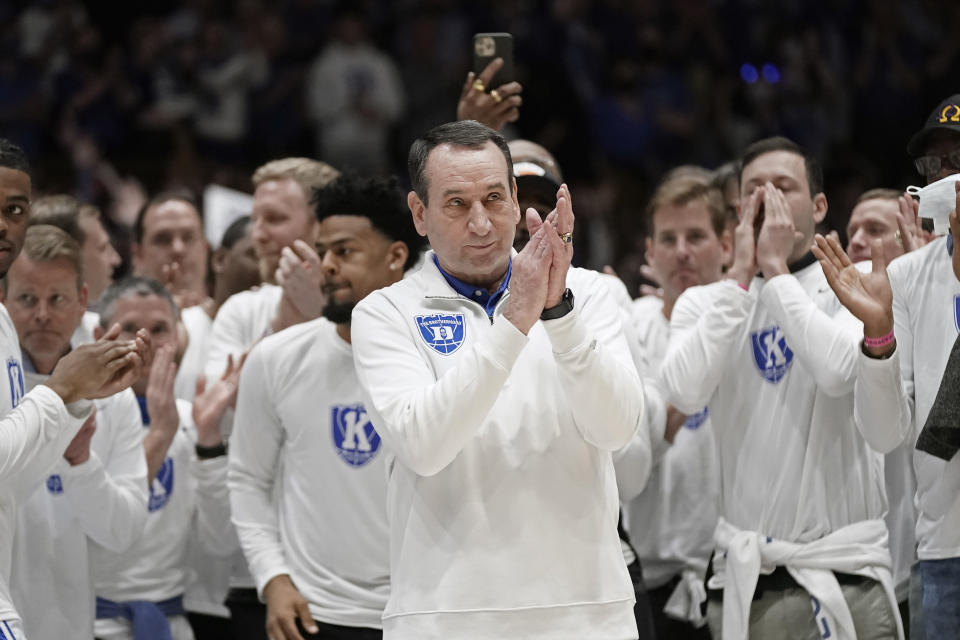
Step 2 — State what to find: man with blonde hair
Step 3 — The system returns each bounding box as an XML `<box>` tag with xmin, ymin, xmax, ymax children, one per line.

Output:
<box><xmin>29</xmin><ymin>194</ymin><xmax>122</xmax><ymax>343</ymax></box>
<box><xmin>205</xmin><ymin>158</ymin><xmax>338</xmax><ymax>636</ymax></box>
<box><xmin>5</xmin><ymin>225</ymin><xmax>148</xmax><ymax>639</ymax></box>
<box><xmin>206</xmin><ymin>158</ymin><xmax>340</xmax><ymax>381</ymax></box>
<box><xmin>620</xmin><ymin>171</ymin><xmax>731</xmax><ymax>639</ymax></box>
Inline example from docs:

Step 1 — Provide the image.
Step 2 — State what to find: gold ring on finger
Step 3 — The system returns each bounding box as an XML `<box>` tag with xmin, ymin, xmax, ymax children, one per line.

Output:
<box><xmin>490</xmin><ymin>89</ymin><xmax>503</xmax><ymax>103</ymax></box>
<box><xmin>472</xmin><ymin>79</ymin><xmax>485</xmax><ymax>92</ymax></box>
<box><xmin>894</xmin><ymin>230</ymin><xmax>903</xmax><ymax>247</ymax></box>
<box><xmin>559</xmin><ymin>231</ymin><xmax>573</xmax><ymax>244</ymax></box>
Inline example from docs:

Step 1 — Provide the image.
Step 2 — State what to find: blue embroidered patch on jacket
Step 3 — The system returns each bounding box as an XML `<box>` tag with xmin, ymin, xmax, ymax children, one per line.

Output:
<box><xmin>416</xmin><ymin>314</ymin><xmax>466</xmax><ymax>355</ymax></box>
<box><xmin>751</xmin><ymin>326</ymin><xmax>794</xmax><ymax>383</ymax></box>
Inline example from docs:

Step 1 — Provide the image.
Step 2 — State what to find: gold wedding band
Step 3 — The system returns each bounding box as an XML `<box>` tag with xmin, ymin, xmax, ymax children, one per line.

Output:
<box><xmin>490</xmin><ymin>89</ymin><xmax>503</xmax><ymax>103</ymax></box>
<box><xmin>559</xmin><ymin>232</ymin><xmax>573</xmax><ymax>244</ymax></box>
<box><xmin>472</xmin><ymin>79</ymin><xmax>485</xmax><ymax>92</ymax></box>
<box><xmin>894</xmin><ymin>230</ymin><xmax>903</xmax><ymax>247</ymax></box>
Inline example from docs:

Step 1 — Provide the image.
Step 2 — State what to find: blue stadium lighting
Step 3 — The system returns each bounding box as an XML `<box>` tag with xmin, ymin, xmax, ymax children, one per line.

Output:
<box><xmin>762</xmin><ymin>63</ymin><xmax>781</xmax><ymax>83</ymax></box>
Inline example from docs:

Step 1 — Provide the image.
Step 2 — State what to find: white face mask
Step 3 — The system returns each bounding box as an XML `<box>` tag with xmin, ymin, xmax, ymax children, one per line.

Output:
<box><xmin>906</xmin><ymin>173</ymin><xmax>960</xmax><ymax>235</ymax></box>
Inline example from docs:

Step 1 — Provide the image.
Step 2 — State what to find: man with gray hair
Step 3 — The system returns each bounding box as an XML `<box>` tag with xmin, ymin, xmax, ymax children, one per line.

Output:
<box><xmin>351</xmin><ymin>120</ymin><xmax>648</xmax><ymax>639</ymax></box>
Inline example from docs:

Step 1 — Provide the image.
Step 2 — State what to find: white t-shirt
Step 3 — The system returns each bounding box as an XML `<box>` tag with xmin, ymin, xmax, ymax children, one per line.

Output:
<box><xmin>0</xmin><ymin>305</ymin><xmax>92</xmax><ymax>624</ymax></box>
<box><xmin>618</xmin><ymin>297</ymin><xmax>719</xmax><ymax>588</ymax></box>
<box><xmin>351</xmin><ymin>257</ymin><xmax>647</xmax><ymax>639</ymax></box>
<box><xmin>205</xmin><ymin>285</ymin><xmax>281</xmax><ymax>381</ymax></box>
<box><xmin>11</xmin><ymin>387</ymin><xmax>148</xmax><ymax>639</ymax></box>
<box><xmin>205</xmin><ymin>284</ymin><xmax>282</xmax><ymax>591</ymax></box>
<box><xmin>230</xmin><ymin>317</ymin><xmax>390</xmax><ymax>628</ymax></box>
<box><xmin>71</xmin><ymin>310</ymin><xmax>101</xmax><ymax>345</ymax></box>
<box><xmin>855</xmin><ymin>236</ymin><xmax>960</xmax><ymax>561</ymax></box>
<box><xmin>660</xmin><ymin>264</ymin><xmax>887</xmax><ymax>544</ymax></box>
<box><xmin>174</xmin><ymin>305</ymin><xmax>214</xmax><ymax>402</ymax></box>
<box><xmin>92</xmin><ymin>399</ymin><xmax>230</xmax><ymax>632</ymax></box>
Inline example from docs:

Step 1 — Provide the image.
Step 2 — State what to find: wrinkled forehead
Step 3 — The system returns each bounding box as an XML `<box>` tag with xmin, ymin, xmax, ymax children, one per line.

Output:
<box><xmin>425</xmin><ymin>142</ymin><xmax>511</xmax><ymax>198</ymax></box>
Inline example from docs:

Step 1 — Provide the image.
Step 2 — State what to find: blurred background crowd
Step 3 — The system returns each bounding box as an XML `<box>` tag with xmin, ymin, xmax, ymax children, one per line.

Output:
<box><xmin>1</xmin><ymin>0</ymin><xmax>957</xmax><ymax>294</ymax></box>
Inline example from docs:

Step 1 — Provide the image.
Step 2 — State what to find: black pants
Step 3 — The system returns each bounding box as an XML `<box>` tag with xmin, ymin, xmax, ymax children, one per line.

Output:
<box><xmin>225</xmin><ymin>588</ymin><xmax>268</xmax><ymax>640</ymax></box>
<box><xmin>646</xmin><ymin>576</ymin><xmax>713</xmax><ymax>640</ymax></box>
<box><xmin>295</xmin><ymin>620</ymin><xmax>382</xmax><ymax>639</ymax></box>
<box><xmin>187</xmin><ymin>612</ymin><xmax>234</xmax><ymax>640</ymax></box>
<box><xmin>627</xmin><ymin>559</ymin><xmax>657</xmax><ymax>640</ymax></box>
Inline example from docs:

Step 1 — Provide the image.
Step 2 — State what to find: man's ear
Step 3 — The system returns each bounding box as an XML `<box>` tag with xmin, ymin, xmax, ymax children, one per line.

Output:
<box><xmin>813</xmin><ymin>192</ymin><xmax>828</xmax><ymax>224</ymax></box>
<box><xmin>510</xmin><ymin>177</ymin><xmax>521</xmax><ymax>225</ymax></box>
<box><xmin>211</xmin><ymin>247</ymin><xmax>227</xmax><ymax>274</ymax></box>
<box><xmin>386</xmin><ymin>241</ymin><xmax>410</xmax><ymax>275</ymax></box>
<box><xmin>79</xmin><ymin>283</ymin><xmax>88</xmax><ymax>310</ymax></box>
<box><xmin>719</xmin><ymin>228</ymin><xmax>734</xmax><ymax>267</ymax></box>
<box><xmin>408</xmin><ymin>192</ymin><xmax>428</xmax><ymax>237</ymax></box>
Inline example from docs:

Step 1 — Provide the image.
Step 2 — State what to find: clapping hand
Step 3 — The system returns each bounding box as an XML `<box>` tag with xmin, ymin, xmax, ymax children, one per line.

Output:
<box><xmin>811</xmin><ymin>233</ymin><xmax>894</xmax><ymax>355</ymax></box>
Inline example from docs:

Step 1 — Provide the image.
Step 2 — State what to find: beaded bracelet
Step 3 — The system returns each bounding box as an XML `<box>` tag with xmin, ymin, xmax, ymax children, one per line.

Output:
<box><xmin>863</xmin><ymin>329</ymin><xmax>895</xmax><ymax>349</ymax></box>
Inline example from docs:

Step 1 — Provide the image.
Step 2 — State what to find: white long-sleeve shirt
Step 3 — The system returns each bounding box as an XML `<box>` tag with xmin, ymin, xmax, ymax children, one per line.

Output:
<box><xmin>854</xmin><ymin>236</ymin><xmax>960</xmax><ymax>561</ymax></box>
<box><xmin>92</xmin><ymin>400</ymin><xmax>230</xmax><ymax>619</ymax></box>
<box><xmin>660</xmin><ymin>264</ymin><xmax>888</xmax><ymax>543</ymax></box>
<box><xmin>617</xmin><ymin>296</ymin><xmax>719</xmax><ymax>588</ymax></box>
<box><xmin>229</xmin><ymin>317</ymin><xmax>390</xmax><ymax>628</ymax></box>
<box><xmin>661</xmin><ymin>263</ymin><xmax>898</xmax><ymax>635</ymax></box>
<box><xmin>0</xmin><ymin>305</ymin><xmax>93</xmax><ymax>624</ymax></box>
<box><xmin>205</xmin><ymin>284</ymin><xmax>281</xmax><ymax>382</ymax></box>
<box><xmin>351</xmin><ymin>256</ymin><xmax>646</xmax><ymax>639</ymax></box>
<box><xmin>174</xmin><ymin>305</ymin><xmax>213</xmax><ymax>402</ymax></box>
<box><xmin>11</xmin><ymin>386</ymin><xmax>148</xmax><ymax>639</ymax></box>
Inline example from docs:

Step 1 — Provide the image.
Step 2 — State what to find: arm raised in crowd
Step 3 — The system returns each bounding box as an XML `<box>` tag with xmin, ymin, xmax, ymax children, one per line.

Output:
<box><xmin>536</xmin><ymin>186</ymin><xmax>645</xmax><ymax>452</ymax></box>
<box><xmin>660</xmin><ymin>189</ymin><xmax>761</xmax><ymax>413</ymax></box>
<box><xmin>755</xmin><ymin>184</ymin><xmax>863</xmax><ymax>396</ymax></box>
<box><xmin>813</xmin><ymin>233</ymin><xmax>914</xmax><ymax>454</ymax></box>
<box><xmin>1</xmin><ymin>325</ymin><xmax>149</xmax><ymax>487</ymax></box>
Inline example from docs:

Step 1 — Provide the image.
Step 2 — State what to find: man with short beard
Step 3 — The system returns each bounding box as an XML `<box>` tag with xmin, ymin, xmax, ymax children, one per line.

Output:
<box><xmin>229</xmin><ymin>174</ymin><xmax>425</xmax><ymax>640</ymax></box>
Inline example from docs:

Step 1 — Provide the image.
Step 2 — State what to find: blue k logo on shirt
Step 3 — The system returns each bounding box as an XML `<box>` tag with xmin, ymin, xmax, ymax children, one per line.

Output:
<box><xmin>148</xmin><ymin>458</ymin><xmax>174</xmax><ymax>512</ymax></box>
<box><xmin>7</xmin><ymin>358</ymin><xmax>23</xmax><ymax>409</ymax></box>
<box><xmin>46</xmin><ymin>474</ymin><xmax>64</xmax><ymax>495</ymax></box>
<box><xmin>751</xmin><ymin>325</ymin><xmax>794</xmax><ymax>383</ymax></box>
<box><xmin>416</xmin><ymin>314</ymin><xmax>465</xmax><ymax>355</ymax></box>
<box><xmin>332</xmin><ymin>404</ymin><xmax>381</xmax><ymax>467</ymax></box>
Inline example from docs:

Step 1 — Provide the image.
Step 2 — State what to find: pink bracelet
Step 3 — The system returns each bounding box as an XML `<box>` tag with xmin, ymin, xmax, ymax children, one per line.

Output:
<box><xmin>737</xmin><ymin>282</ymin><xmax>749</xmax><ymax>291</ymax></box>
<box><xmin>863</xmin><ymin>330</ymin><xmax>895</xmax><ymax>348</ymax></box>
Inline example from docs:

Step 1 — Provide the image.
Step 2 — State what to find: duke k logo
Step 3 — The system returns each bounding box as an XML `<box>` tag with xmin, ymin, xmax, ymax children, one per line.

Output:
<box><xmin>751</xmin><ymin>325</ymin><xmax>794</xmax><ymax>383</ymax></box>
<box><xmin>416</xmin><ymin>314</ymin><xmax>465</xmax><ymax>355</ymax></box>
<box><xmin>7</xmin><ymin>358</ymin><xmax>23</xmax><ymax>409</ymax></box>
<box><xmin>148</xmin><ymin>458</ymin><xmax>174</xmax><ymax>512</ymax></box>
<box><xmin>46</xmin><ymin>474</ymin><xmax>64</xmax><ymax>495</ymax></box>
<box><xmin>332</xmin><ymin>404</ymin><xmax>381</xmax><ymax>467</ymax></box>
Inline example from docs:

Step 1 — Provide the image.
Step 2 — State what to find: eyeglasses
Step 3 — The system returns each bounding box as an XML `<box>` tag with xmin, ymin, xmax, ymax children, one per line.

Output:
<box><xmin>914</xmin><ymin>150</ymin><xmax>960</xmax><ymax>177</ymax></box>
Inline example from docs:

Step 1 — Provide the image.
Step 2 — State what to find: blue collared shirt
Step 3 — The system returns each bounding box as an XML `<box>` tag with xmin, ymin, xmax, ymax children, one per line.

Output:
<box><xmin>432</xmin><ymin>254</ymin><xmax>512</xmax><ymax>317</ymax></box>
<box><xmin>948</xmin><ymin>233</ymin><xmax>954</xmax><ymax>256</ymax></box>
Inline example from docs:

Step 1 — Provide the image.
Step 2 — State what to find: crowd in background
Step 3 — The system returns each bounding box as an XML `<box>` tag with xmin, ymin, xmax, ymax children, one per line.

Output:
<box><xmin>1</xmin><ymin>0</ymin><xmax>958</xmax><ymax>291</ymax></box>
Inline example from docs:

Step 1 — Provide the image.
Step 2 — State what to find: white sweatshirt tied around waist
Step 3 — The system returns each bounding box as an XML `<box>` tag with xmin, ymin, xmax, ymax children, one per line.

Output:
<box><xmin>709</xmin><ymin>517</ymin><xmax>902</xmax><ymax>640</ymax></box>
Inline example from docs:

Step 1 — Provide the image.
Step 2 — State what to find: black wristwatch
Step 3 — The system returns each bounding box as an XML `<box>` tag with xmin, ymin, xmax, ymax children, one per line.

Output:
<box><xmin>541</xmin><ymin>288</ymin><xmax>575</xmax><ymax>321</ymax></box>
<box><xmin>195</xmin><ymin>442</ymin><xmax>228</xmax><ymax>459</ymax></box>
